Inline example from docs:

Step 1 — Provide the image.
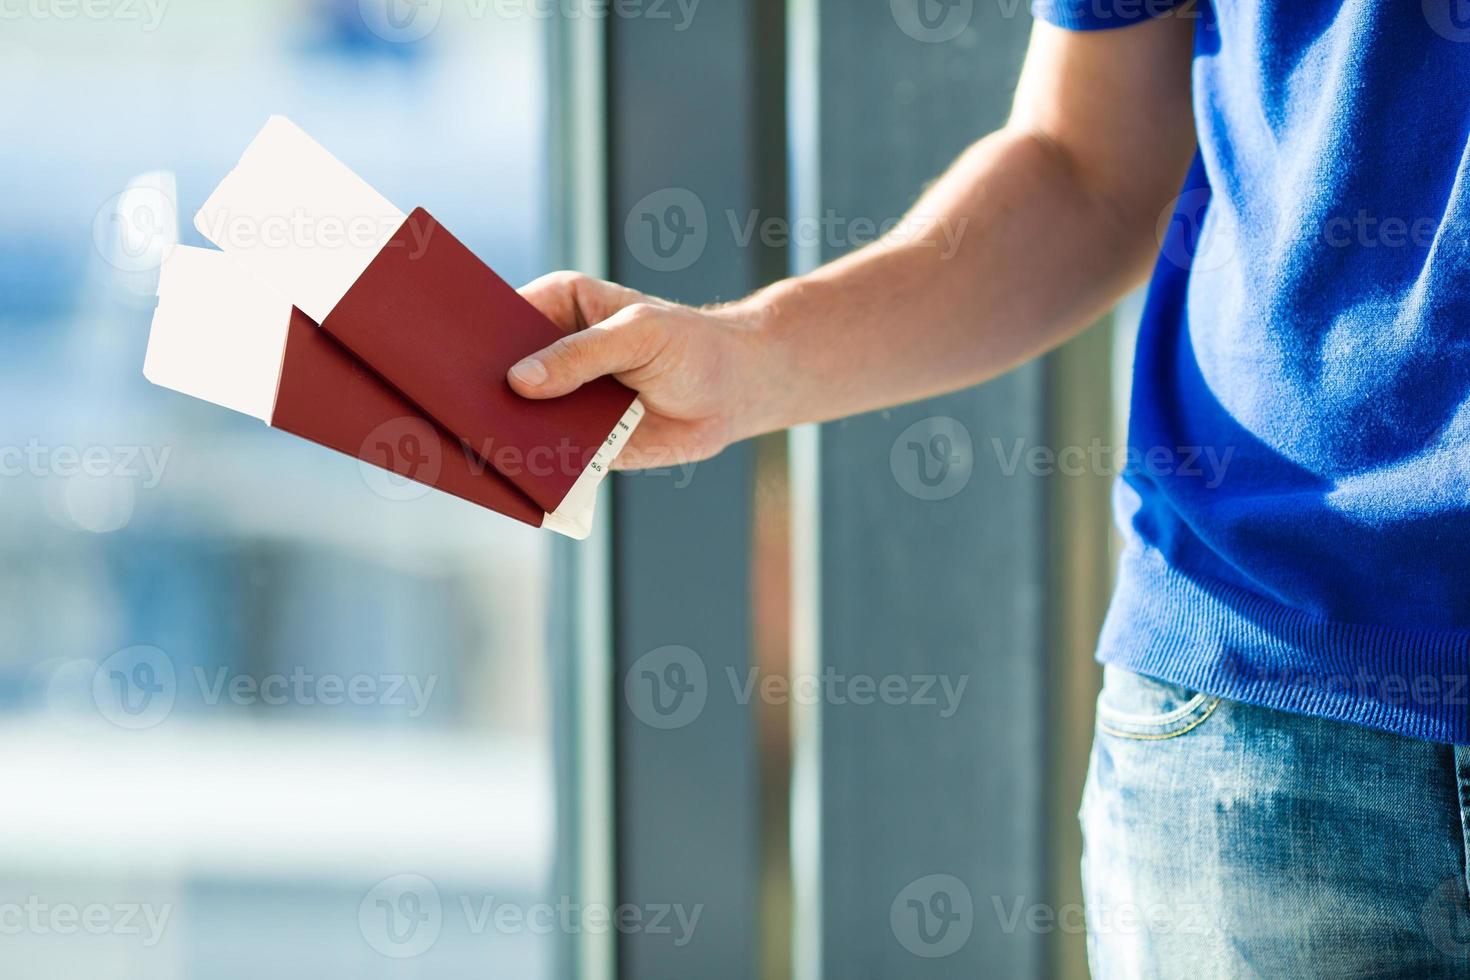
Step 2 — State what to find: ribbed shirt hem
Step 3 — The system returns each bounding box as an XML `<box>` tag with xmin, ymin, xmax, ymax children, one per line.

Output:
<box><xmin>1099</xmin><ymin>545</ymin><xmax>1470</xmax><ymax>745</ymax></box>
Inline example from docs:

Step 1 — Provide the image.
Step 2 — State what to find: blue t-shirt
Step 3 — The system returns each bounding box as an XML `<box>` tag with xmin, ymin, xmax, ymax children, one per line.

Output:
<box><xmin>1034</xmin><ymin>0</ymin><xmax>1470</xmax><ymax>742</ymax></box>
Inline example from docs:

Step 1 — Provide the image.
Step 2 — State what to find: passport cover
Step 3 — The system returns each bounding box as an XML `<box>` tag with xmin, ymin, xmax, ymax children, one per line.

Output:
<box><xmin>194</xmin><ymin>116</ymin><xmax>642</xmax><ymax>526</ymax></box>
<box><xmin>145</xmin><ymin>247</ymin><xmax>549</xmax><ymax>531</ymax></box>
<box><xmin>323</xmin><ymin>207</ymin><xmax>637</xmax><ymax>516</ymax></box>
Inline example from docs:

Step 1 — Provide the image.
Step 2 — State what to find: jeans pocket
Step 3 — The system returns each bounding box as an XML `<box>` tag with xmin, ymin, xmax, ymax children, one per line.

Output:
<box><xmin>1094</xmin><ymin>665</ymin><xmax>1221</xmax><ymax>741</ymax></box>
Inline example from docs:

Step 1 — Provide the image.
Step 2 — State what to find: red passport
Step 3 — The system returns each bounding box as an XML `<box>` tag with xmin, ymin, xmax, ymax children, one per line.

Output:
<box><xmin>192</xmin><ymin>116</ymin><xmax>642</xmax><ymax>533</ymax></box>
<box><xmin>145</xmin><ymin>247</ymin><xmax>582</xmax><ymax>534</ymax></box>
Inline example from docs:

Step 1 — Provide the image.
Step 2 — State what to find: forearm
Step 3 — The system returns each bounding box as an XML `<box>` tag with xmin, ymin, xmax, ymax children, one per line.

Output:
<box><xmin>732</xmin><ymin>125</ymin><xmax>1164</xmax><ymax>437</ymax></box>
<box><xmin>510</xmin><ymin>18</ymin><xmax>1196</xmax><ymax>468</ymax></box>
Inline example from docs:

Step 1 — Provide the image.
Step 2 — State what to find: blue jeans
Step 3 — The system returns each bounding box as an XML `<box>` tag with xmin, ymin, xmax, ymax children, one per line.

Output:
<box><xmin>1081</xmin><ymin>665</ymin><xmax>1470</xmax><ymax>978</ymax></box>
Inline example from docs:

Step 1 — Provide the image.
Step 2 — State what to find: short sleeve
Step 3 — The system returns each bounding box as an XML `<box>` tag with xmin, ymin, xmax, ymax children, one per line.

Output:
<box><xmin>1031</xmin><ymin>0</ymin><xmax>1184</xmax><ymax>31</ymax></box>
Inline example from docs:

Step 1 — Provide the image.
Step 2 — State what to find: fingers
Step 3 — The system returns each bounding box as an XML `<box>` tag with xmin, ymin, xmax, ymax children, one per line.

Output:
<box><xmin>517</xmin><ymin>271</ymin><xmax>647</xmax><ymax>334</ymax></box>
<box><xmin>608</xmin><ymin>417</ymin><xmax>694</xmax><ymax>471</ymax></box>
<box><xmin>509</xmin><ymin>303</ymin><xmax>666</xmax><ymax>399</ymax></box>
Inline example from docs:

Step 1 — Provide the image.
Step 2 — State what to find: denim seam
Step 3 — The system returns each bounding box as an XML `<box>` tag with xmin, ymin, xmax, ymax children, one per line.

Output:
<box><xmin>1097</xmin><ymin>697</ymin><xmax>1222</xmax><ymax>741</ymax></box>
<box><xmin>1455</xmin><ymin>746</ymin><xmax>1470</xmax><ymax>902</ymax></box>
<box><xmin>1098</xmin><ymin>691</ymin><xmax>1213</xmax><ymax>728</ymax></box>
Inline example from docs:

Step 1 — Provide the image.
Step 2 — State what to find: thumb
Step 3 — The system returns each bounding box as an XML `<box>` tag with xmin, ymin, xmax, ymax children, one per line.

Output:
<box><xmin>508</xmin><ymin>303</ymin><xmax>663</xmax><ymax>399</ymax></box>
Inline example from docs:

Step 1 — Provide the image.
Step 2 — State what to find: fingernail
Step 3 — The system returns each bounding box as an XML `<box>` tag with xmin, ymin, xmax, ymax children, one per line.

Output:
<box><xmin>511</xmin><ymin>358</ymin><xmax>547</xmax><ymax>386</ymax></box>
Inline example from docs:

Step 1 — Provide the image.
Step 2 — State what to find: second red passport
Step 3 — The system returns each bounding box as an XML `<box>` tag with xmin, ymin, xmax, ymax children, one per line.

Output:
<box><xmin>323</xmin><ymin>208</ymin><xmax>639</xmax><ymax>518</ymax></box>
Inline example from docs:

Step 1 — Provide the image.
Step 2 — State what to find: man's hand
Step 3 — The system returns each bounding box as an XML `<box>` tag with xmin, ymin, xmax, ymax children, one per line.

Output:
<box><xmin>510</xmin><ymin>272</ymin><xmax>775</xmax><ymax>470</ymax></box>
<box><xmin>508</xmin><ymin>16</ymin><xmax>1196</xmax><ymax>470</ymax></box>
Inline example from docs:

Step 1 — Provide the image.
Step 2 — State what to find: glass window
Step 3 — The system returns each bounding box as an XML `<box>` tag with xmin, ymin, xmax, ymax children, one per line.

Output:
<box><xmin>0</xmin><ymin>2</ymin><xmax>564</xmax><ymax>976</ymax></box>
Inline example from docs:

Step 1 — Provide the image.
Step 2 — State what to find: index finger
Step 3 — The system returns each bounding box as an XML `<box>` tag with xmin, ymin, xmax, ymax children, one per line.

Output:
<box><xmin>518</xmin><ymin>271</ymin><xmax>646</xmax><ymax>335</ymax></box>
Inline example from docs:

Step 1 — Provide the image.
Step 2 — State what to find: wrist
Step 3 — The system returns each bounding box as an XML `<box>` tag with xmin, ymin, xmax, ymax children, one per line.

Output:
<box><xmin>713</xmin><ymin>278</ymin><xmax>804</xmax><ymax>440</ymax></box>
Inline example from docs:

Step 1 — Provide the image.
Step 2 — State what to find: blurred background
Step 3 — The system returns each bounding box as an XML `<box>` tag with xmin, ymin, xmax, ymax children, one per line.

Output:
<box><xmin>2</xmin><ymin>2</ymin><xmax>559</xmax><ymax>977</ymax></box>
<box><xmin>1</xmin><ymin>1</ymin><xmax>1129</xmax><ymax>978</ymax></box>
